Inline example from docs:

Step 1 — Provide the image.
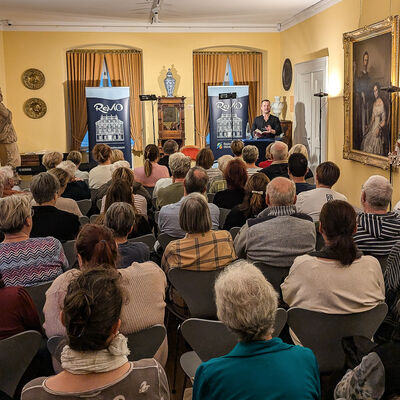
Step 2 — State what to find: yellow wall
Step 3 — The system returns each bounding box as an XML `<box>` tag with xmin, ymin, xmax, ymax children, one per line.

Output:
<box><xmin>0</xmin><ymin>31</ymin><xmax>7</xmax><ymax>102</ymax></box>
<box><xmin>2</xmin><ymin>31</ymin><xmax>280</xmax><ymax>166</ymax></box>
<box><xmin>281</xmin><ymin>0</ymin><xmax>400</xmax><ymax>206</ymax></box>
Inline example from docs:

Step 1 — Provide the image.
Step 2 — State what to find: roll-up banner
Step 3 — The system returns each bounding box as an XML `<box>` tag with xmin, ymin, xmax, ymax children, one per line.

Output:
<box><xmin>86</xmin><ymin>87</ymin><xmax>132</xmax><ymax>165</ymax></box>
<box><xmin>208</xmin><ymin>85</ymin><xmax>249</xmax><ymax>159</ymax></box>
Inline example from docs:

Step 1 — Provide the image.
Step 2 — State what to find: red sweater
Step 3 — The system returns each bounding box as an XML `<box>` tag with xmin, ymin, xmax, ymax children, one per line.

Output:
<box><xmin>0</xmin><ymin>286</ymin><xmax>42</xmax><ymax>340</ymax></box>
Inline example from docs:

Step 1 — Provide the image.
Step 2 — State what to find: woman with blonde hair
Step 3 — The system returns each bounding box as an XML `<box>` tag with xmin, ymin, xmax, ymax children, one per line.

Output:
<box><xmin>88</xmin><ymin>144</ymin><xmax>113</xmax><ymax>189</ymax></box>
<box><xmin>223</xmin><ymin>172</ymin><xmax>269</xmax><ymax>230</ymax></box>
<box><xmin>134</xmin><ymin>144</ymin><xmax>169</xmax><ymax>187</ymax></box>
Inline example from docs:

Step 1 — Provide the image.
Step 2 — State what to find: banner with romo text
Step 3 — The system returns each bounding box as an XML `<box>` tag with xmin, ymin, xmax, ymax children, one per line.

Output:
<box><xmin>208</xmin><ymin>85</ymin><xmax>249</xmax><ymax>159</ymax></box>
<box><xmin>86</xmin><ymin>87</ymin><xmax>132</xmax><ymax>165</ymax></box>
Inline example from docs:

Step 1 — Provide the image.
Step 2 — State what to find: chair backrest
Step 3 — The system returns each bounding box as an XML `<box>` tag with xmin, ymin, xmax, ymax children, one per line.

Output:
<box><xmin>207</xmin><ymin>193</ymin><xmax>215</xmax><ymax>203</ymax></box>
<box><xmin>158</xmin><ymin>233</ymin><xmax>179</xmax><ymax>251</ymax></box>
<box><xmin>168</xmin><ymin>268</ymin><xmax>223</xmax><ymax>319</ymax></box>
<box><xmin>126</xmin><ymin>324</ymin><xmax>166</xmax><ymax>361</ymax></box>
<box><xmin>314</xmin><ymin>221</ymin><xmax>325</xmax><ymax>251</ymax></box>
<box><xmin>253</xmin><ymin>263</ymin><xmax>291</xmax><ymax>294</ymax></box>
<box><xmin>229</xmin><ymin>226</ymin><xmax>241</xmax><ymax>240</ymax></box>
<box><xmin>287</xmin><ymin>304</ymin><xmax>388</xmax><ymax>374</ymax></box>
<box><xmin>0</xmin><ymin>330</ymin><xmax>42</xmax><ymax>397</ymax></box>
<box><xmin>128</xmin><ymin>234</ymin><xmax>156</xmax><ymax>251</ymax></box>
<box><xmin>79</xmin><ymin>215</ymin><xmax>89</xmax><ymax>227</ymax></box>
<box><xmin>90</xmin><ymin>214</ymin><xmax>100</xmax><ymax>223</ymax></box>
<box><xmin>25</xmin><ymin>281</ymin><xmax>53</xmax><ymax>325</ymax></box>
<box><xmin>62</xmin><ymin>240</ymin><xmax>77</xmax><ymax>268</ymax></box>
<box><xmin>219</xmin><ymin>208</ymin><xmax>230</xmax><ymax>229</ymax></box>
<box><xmin>76</xmin><ymin>199</ymin><xmax>92</xmax><ymax>215</ymax></box>
<box><xmin>96</xmin><ymin>198</ymin><xmax>102</xmax><ymax>212</ymax></box>
<box><xmin>181</xmin><ymin>309</ymin><xmax>288</xmax><ymax>362</ymax></box>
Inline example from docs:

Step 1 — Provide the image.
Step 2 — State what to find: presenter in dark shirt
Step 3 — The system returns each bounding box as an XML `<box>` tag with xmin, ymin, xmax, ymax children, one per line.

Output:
<box><xmin>251</xmin><ymin>99</ymin><xmax>282</xmax><ymax>139</ymax></box>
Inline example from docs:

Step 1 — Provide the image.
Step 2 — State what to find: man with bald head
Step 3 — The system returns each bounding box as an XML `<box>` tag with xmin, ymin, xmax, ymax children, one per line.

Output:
<box><xmin>234</xmin><ymin>177</ymin><xmax>315</xmax><ymax>266</ymax></box>
<box><xmin>354</xmin><ymin>175</ymin><xmax>400</xmax><ymax>257</ymax></box>
<box><xmin>259</xmin><ymin>141</ymin><xmax>289</xmax><ymax>181</ymax></box>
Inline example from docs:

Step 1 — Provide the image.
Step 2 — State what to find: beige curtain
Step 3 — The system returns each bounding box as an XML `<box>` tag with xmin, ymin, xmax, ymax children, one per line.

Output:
<box><xmin>66</xmin><ymin>51</ymin><xmax>104</xmax><ymax>150</ymax></box>
<box><xmin>229</xmin><ymin>53</ymin><xmax>262</xmax><ymax>126</ymax></box>
<box><xmin>193</xmin><ymin>53</ymin><xmax>228</xmax><ymax>148</ymax></box>
<box><xmin>105</xmin><ymin>51</ymin><xmax>143</xmax><ymax>151</ymax></box>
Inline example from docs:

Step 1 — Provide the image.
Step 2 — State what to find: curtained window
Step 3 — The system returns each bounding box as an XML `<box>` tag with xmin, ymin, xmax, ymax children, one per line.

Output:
<box><xmin>66</xmin><ymin>49</ymin><xmax>144</xmax><ymax>151</ymax></box>
<box><xmin>193</xmin><ymin>51</ymin><xmax>262</xmax><ymax>148</ymax></box>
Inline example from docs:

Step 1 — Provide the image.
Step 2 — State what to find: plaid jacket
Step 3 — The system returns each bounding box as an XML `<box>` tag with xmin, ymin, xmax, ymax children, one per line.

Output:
<box><xmin>162</xmin><ymin>230</ymin><xmax>236</xmax><ymax>273</ymax></box>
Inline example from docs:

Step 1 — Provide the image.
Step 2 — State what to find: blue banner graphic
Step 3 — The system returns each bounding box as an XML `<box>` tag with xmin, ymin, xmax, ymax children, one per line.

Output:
<box><xmin>86</xmin><ymin>87</ymin><xmax>132</xmax><ymax>165</ymax></box>
<box><xmin>208</xmin><ymin>85</ymin><xmax>249</xmax><ymax>159</ymax></box>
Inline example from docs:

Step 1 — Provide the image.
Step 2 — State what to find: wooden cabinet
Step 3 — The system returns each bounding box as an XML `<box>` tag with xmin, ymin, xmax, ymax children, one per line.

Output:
<box><xmin>280</xmin><ymin>120</ymin><xmax>293</xmax><ymax>149</ymax></box>
<box><xmin>157</xmin><ymin>96</ymin><xmax>185</xmax><ymax>150</ymax></box>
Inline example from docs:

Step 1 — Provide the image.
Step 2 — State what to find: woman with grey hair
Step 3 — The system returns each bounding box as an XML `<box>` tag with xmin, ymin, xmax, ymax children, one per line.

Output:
<box><xmin>58</xmin><ymin>160</ymin><xmax>90</xmax><ymax>201</ymax></box>
<box><xmin>0</xmin><ymin>195</ymin><xmax>67</xmax><ymax>287</ymax></box>
<box><xmin>104</xmin><ymin>202</ymin><xmax>150</xmax><ymax>268</ymax></box>
<box><xmin>161</xmin><ymin>193</ymin><xmax>236</xmax><ymax>312</ymax></box>
<box><xmin>242</xmin><ymin>145</ymin><xmax>261</xmax><ymax>176</ymax></box>
<box><xmin>30</xmin><ymin>172</ymin><xmax>80</xmax><ymax>241</ymax></box>
<box><xmin>193</xmin><ymin>261</ymin><xmax>321</xmax><ymax>400</ymax></box>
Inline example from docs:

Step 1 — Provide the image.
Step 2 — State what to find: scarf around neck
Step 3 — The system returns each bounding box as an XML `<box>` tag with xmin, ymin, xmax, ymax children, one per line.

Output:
<box><xmin>61</xmin><ymin>333</ymin><xmax>130</xmax><ymax>374</ymax></box>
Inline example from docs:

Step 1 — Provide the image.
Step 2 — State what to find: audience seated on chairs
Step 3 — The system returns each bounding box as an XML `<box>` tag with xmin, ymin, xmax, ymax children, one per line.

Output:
<box><xmin>259</xmin><ymin>141</ymin><xmax>289</xmax><ymax>180</ymax></box>
<box><xmin>223</xmin><ymin>172</ymin><xmax>269</xmax><ymax>231</ymax></box>
<box><xmin>162</xmin><ymin>193</ymin><xmax>236</xmax><ymax>312</ymax></box>
<box><xmin>104</xmin><ymin>202</ymin><xmax>150</xmax><ymax>267</ymax></box>
<box><xmin>158</xmin><ymin>139</ymin><xmax>179</xmax><ymax>175</ymax></box>
<box><xmin>0</xmin><ymin>272</ymin><xmax>42</xmax><ymax>340</ymax></box>
<box><xmin>43</xmin><ymin>224</ymin><xmax>168</xmax><ymax>366</ymax></box>
<box><xmin>192</xmin><ymin>261</ymin><xmax>320</xmax><ymax>400</ymax></box>
<box><xmin>281</xmin><ymin>200</ymin><xmax>385</xmax><ymax>344</ymax></box>
<box><xmin>30</xmin><ymin>172</ymin><xmax>80</xmax><ymax>242</ymax></box>
<box><xmin>99</xmin><ymin>180</ymin><xmax>151</xmax><ymax>236</ymax></box>
<box><xmin>296</xmin><ymin>161</ymin><xmax>347</xmax><ymax>221</ymax></box>
<box><xmin>88</xmin><ymin>143</ymin><xmax>113</xmax><ymax>189</ymax></box>
<box><xmin>96</xmin><ymin>164</ymin><xmax>151</xmax><ymax>210</ymax></box>
<box><xmin>110</xmin><ymin>148</ymin><xmax>124</xmax><ymax>163</ymax></box>
<box><xmin>354</xmin><ymin>175</ymin><xmax>400</xmax><ymax>257</ymax></box>
<box><xmin>42</xmin><ymin>151</ymin><xmax>63</xmax><ymax>171</ymax></box>
<box><xmin>57</xmin><ymin>160</ymin><xmax>90</xmax><ymax>201</ymax></box>
<box><xmin>196</xmin><ymin>148</ymin><xmax>220</xmax><ymax>181</ymax></box>
<box><xmin>213</xmin><ymin>158</ymin><xmax>247</xmax><ymax>209</ymax></box>
<box><xmin>100</xmin><ymin>175</ymin><xmax>148</xmax><ymax>217</ymax></box>
<box><xmin>156</xmin><ymin>152</ymin><xmax>191</xmax><ymax>208</ymax></box>
<box><xmin>158</xmin><ymin>167</ymin><xmax>220</xmax><ymax>238</ymax></box>
<box><xmin>24</xmin><ymin>267</ymin><xmax>169</xmax><ymax>399</ymax></box>
<box><xmin>47</xmin><ymin>168</ymin><xmax>82</xmax><ymax>216</ymax></box>
<box><xmin>0</xmin><ymin>165</ymin><xmax>23</xmax><ymax>196</ymax></box>
<box><xmin>134</xmin><ymin>144</ymin><xmax>169</xmax><ymax>187</ymax></box>
<box><xmin>242</xmin><ymin>145</ymin><xmax>261</xmax><ymax>176</ymax></box>
<box><xmin>288</xmin><ymin>143</ymin><xmax>314</xmax><ymax>181</ymax></box>
<box><xmin>0</xmin><ymin>195</ymin><xmax>67</xmax><ymax>286</ymax></box>
<box><xmin>67</xmin><ymin>150</ymin><xmax>89</xmax><ymax>181</ymax></box>
<box><xmin>258</xmin><ymin>142</ymin><xmax>274</xmax><ymax>169</ymax></box>
<box><xmin>234</xmin><ymin>177</ymin><xmax>315</xmax><ymax>266</ymax></box>
<box><xmin>230</xmin><ymin>139</ymin><xmax>244</xmax><ymax>158</ymax></box>
<box><xmin>208</xmin><ymin>154</ymin><xmax>233</xmax><ymax>194</ymax></box>
<box><xmin>288</xmin><ymin>153</ymin><xmax>316</xmax><ymax>195</ymax></box>
<box><xmin>334</xmin><ymin>338</ymin><xmax>400</xmax><ymax>399</ymax></box>
<box><xmin>377</xmin><ymin>240</ymin><xmax>400</xmax><ymax>342</ymax></box>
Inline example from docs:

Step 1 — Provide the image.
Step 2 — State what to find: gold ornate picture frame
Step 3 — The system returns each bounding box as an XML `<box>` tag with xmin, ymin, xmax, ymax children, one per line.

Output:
<box><xmin>343</xmin><ymin>16</ymin><xmax>400</xmax><ymax>169</ymax></box>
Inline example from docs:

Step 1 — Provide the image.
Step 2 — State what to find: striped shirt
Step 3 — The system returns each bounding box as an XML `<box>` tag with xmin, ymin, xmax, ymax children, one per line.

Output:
<box><xmin>354</xmin><ymin>212</ymin><xmax>400</xmax><ymax>256</ymax></box>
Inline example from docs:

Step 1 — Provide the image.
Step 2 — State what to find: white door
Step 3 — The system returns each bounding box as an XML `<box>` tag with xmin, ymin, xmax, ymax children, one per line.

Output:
<box><xmin>294</xmin><ymin>57</ymin><xmax>328</xmax><ymax>172</ymax></box>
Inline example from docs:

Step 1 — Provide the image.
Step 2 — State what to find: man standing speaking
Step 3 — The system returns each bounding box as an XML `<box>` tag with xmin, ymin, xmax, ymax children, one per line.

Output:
<box><xmin>251</xmin><ymin>99</ymin><xmax>282</xmax><ymax>139</ymax></box>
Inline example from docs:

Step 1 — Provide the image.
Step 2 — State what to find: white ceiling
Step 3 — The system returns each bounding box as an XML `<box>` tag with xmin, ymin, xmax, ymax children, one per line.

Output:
<box><xmin>0</xmin><ymin>0</ymin><xmax>341</xmax><ymax>31</ymax></box>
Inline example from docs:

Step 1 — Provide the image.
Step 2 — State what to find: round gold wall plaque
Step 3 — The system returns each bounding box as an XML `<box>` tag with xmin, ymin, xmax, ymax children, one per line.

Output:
<box><xmin>22</xmin><ymin>68</ymin><xmax>45</xmax><ymax>90</ymax></box>
<box><xmin>23</xmin><ymin>98</ymin><xmax>47</xmax><ymax>119</ymax></box>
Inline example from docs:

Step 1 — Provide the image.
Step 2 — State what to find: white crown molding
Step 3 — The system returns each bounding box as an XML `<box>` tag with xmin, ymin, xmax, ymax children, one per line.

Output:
<box><xmin>1</xmin><ymin>23</ymin><xmax>279</xmax><ymax>33</ymax></box>
<box><xmin>279</xmin><ymin>0</ymin><xmax>342</xmax><ymax>31</ymax></box>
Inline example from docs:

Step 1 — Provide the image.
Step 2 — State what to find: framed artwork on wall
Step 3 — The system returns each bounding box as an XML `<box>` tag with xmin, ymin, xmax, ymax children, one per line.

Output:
<box><xmin>343</xmin><ymin>16</ymin><xmax>400</xmax><ymax>169</ymax></box>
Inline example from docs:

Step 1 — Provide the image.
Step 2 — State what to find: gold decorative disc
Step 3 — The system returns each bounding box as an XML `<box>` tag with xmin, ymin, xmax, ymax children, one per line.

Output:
<box><xmin>23</xmin><ymin>98</ymin><xmax>47</xmax><ymax>119</ymax></box>
<box><xmin>22</xmin><ymin>68</ymin><xmax>45</xmax><ymax>90</ymax></box>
